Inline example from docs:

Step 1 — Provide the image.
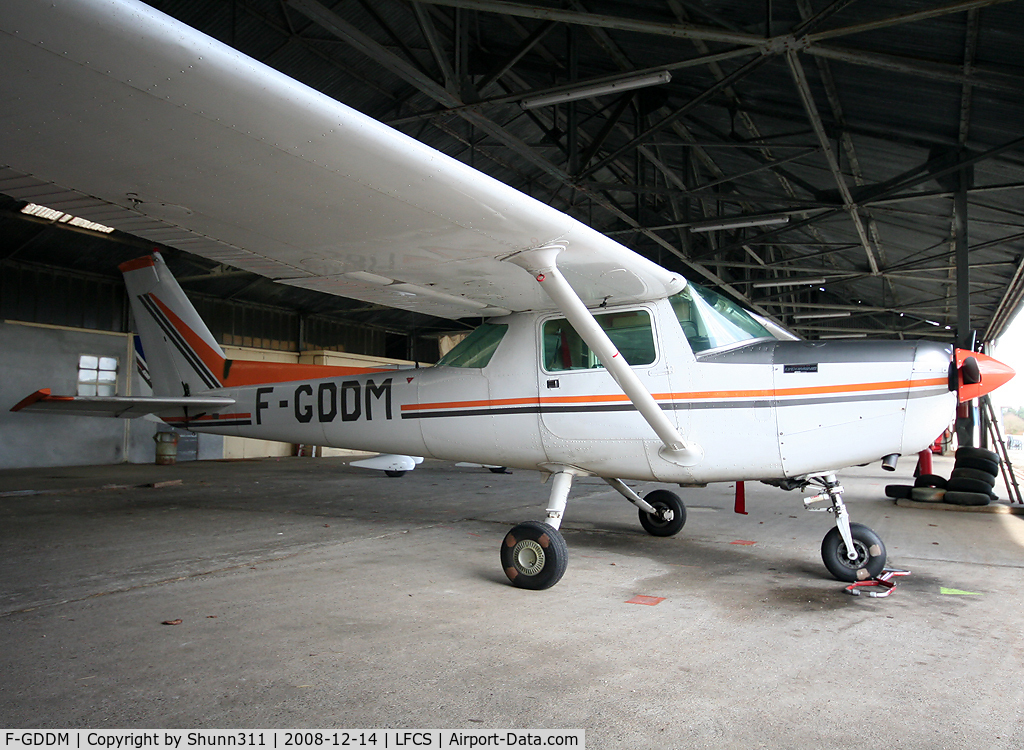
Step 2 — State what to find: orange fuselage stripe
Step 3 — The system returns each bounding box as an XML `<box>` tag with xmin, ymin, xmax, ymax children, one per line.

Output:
<box><xmin>168</xmin><ymin>412</ymin><xmax>252</xmax><ymax>421</ymax></box>
<box><xmin>222</xmin><ymin>360</ymin><xmax>394</xmax><ymax>386</ymax></box>
<box><xmin>401</xmin><ymin>377</ymin><xmax>949</xmax><ymax>412</ymax></box>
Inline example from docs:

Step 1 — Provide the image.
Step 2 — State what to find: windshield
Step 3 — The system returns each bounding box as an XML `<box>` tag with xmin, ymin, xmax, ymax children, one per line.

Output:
<box><xmin>670</xmin><ymin>283</ymin><xmax>772</xmax><ymax>353</ymax></box>
<box><xmin>436</xmin><ymin>323</ymin><xmax>508</xmax><ymax>368</ymax></box>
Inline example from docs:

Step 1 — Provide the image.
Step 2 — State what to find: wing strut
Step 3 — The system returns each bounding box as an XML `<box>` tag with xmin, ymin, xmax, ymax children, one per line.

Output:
<box><xmin>507</xmin><ymin>246</ymin><xmax>703</xmax><ymax>467</ymax></box>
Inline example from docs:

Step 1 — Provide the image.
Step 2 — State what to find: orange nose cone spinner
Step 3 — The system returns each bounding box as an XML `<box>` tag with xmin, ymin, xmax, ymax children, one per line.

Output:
<box><xmin>955</xmin><ymin>349</ymin><xmax>1016</xmax><ymax>403</ymax></box>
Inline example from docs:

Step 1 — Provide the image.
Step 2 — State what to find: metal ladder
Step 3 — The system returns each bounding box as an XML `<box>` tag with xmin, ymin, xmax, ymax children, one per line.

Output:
<box><xmin>981</xmin><ymin>395</ymin><xmax>1023</xmax><ymax>504</ymax></box>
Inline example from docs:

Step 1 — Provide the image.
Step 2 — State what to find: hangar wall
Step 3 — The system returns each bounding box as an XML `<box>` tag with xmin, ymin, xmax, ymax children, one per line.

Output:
<box><xmin>1</xmin><ymin>248</ymin><xmax>440</xmax><ymax>469</ymax></box>
<box><xmin>0</xmin><ymin>320</ymin><xmax>165</xmax><ymax>469</ymax></box>
<box><xmin>0</xmin><ymin>321</ymin><xmax>415</xmax><ymax>470</ymax></box>
<box><xmin>0</xmin><ymin>255</ymin><xmax>437</xmax><ymax>470</ymax></box>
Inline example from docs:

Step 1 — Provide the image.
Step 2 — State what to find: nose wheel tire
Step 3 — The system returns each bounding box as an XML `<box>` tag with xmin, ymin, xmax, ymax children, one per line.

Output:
<box><xmin>638</xmin><ymin>490</ymin><xmax>686</xmax><ymax>537</ymax></box>
<box><xmin>501</xmin><ymin>521</ymin><xmax>568</xmax><ymax>590</ymax></box>
<box><xmin>821</xmin><ymin>523</ymin><xmax>887</xmax><ymax>582</ymax></box>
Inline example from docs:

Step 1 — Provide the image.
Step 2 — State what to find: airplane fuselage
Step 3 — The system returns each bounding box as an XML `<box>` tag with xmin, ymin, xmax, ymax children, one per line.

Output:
<box><xmin>167</xmin><ymin>297</ymin><xmax>957</xmax><ymax>484</ymax></box>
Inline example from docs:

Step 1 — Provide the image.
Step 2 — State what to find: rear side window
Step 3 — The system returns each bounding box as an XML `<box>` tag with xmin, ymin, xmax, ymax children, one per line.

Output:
<box><xmin>543</xmin><ymin>309</ymin><xmax>655</xmax><ymax>371</ymax></box>
<box><xmin>436</xmin><ymin>323</ymin><xmax>508</xmax><ymax>368</ymax></box>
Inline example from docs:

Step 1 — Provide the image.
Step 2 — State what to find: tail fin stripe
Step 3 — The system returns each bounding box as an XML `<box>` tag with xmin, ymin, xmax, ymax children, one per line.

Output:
<box><xmin>138</xmin><ymin>294</ymin><xmax>221</xmax><ymax>390</ymax></box>
<box><xmin>146</xmin><ymin>292</ymin><xmax>228</xmax><ymax>385</ymax></box>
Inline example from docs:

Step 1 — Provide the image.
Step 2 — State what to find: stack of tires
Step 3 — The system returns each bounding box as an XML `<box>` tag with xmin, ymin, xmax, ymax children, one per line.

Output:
<box><xmin>945</xmin><ymin>447</ymin><xmax>1001</xmax><ymax>506</ymax></box>
<box><xmin>885</xmin><ymin>447</ymin><xmax>1000</xmax><ymax>506</ymax></box>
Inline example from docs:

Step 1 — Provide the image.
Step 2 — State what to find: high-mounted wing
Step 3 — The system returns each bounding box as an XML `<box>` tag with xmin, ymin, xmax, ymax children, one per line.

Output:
<box><xmin>0</xmin><ymin>0</ymin><xmax>684</xmax><ymax>319</ymax></box>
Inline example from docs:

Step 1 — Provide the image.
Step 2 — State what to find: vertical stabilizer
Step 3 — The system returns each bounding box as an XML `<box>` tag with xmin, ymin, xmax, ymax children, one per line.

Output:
<box><xmin>120</xmin><ymin>253</ymin><xmax>225</xmax><ymax>396</ymax></box>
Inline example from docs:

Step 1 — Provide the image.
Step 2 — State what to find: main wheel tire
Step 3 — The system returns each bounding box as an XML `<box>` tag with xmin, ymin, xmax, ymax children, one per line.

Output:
<box><xmin>914</xmin><ymin>474</ymin><xmax>947</xmax><ymax>489</ymax></box>
<box><xmin>955</xmin><ymin>446</ymin><xmax>999</xmax><ymax>463</ymax></box>
<box><xmin>950</xmin><ymin>467</ymin><xmax>997</xmax><ymax>486</ymax></box>
<box><xmin>385</xmin><ymin>470</ymin><xmax>406</xmax><ymax>478</ymax></box>
<box><xmin>821</xmin><ymin>523</ymin><xmax>887</xmax><ymax>582</ymax></box>
<box><xmin>488</xmin><ymin>467</ymin><xmax>509</xmax><ymax>474</ymax></box>
<box><xmin>638</xmin><ymin>490</ymin><xmax>686</xmax><ymax>537</ymax></box>
<box><xmin>500</xmin><ymin>521</ymin><xmax>568</xmax><ymax>590</ymax></box>
<box><xmin>955</xmin><ymin>457</ymin><xmax>999</xmax><ymax>475</ymax></box>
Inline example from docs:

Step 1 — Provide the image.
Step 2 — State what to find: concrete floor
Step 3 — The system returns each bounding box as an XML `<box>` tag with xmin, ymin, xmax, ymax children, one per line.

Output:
<box><xmin>1</xmin><ymin>455</ymin><xmax>1022</xmax><ymax>748</ymax></box>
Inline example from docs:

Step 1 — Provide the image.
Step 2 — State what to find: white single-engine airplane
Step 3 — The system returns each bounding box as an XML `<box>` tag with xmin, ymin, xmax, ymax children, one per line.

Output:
<box><xmin>3</xmin><ymin>0</ymin><xmax>1015</xmax><ymax>589</ymax></box>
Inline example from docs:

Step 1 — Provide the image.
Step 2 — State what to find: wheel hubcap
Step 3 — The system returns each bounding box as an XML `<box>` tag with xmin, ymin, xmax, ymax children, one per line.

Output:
<box><xmin>650</xmin><ymin>502</ymin><xmax>672</xmax><ymax>526</ymax></box>
<box><xmin>838</xmin><ymin>540</ymin><xmax>869</xmax><ymax>569</ymax></box>
<box><xmin>513</xmin><ymin>539</ymin><xmax>546</xmax><ymax>576</ymax></box>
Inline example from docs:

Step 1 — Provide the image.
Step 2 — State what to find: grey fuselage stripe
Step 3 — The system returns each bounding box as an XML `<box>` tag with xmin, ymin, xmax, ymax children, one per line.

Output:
<box><xmin>401</xmin><ymin>386</ymin><xmax>947</xmax><ymax>419</ymax></box>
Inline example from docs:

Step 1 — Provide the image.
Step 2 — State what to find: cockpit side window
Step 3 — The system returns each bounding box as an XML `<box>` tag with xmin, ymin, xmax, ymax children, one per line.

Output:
<box><xmin>542</xmin><ymin>309</ymin><xmax>655</xmax><ymax>372</ymax></box>
<box><xmin>436</xmin><ymin>323</ymin><xmax>508</xmax><ymax>368</ymax></box>
<box><xmin>671</xmin><ymin>284</ymin><xmax>772</xmax><ymax>353</ymax></box>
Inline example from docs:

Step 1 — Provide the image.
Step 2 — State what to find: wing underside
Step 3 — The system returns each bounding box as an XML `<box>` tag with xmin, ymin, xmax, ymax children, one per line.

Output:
<box><xmin>0</xmin><ymin>0</ymin><xmax>684</xmax><ymax>318</ymax></box>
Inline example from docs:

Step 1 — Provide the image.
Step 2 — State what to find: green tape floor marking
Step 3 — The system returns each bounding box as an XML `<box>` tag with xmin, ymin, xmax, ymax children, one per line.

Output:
<box><xmin>940</xmin><ymin>587</ymin><xmax>983</xmax><ymax>596</ymax></box>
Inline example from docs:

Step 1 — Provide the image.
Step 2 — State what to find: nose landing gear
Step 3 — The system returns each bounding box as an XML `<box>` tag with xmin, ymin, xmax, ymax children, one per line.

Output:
<box><xmin>805</xmin><ymin>474</ymin><xmax>887</xmax><ymax>581</ymax></box>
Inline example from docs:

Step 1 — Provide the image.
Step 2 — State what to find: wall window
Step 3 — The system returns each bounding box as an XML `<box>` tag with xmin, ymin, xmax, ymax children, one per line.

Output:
<box><xmin>542</xmin><ymin>309</ymin><xmax>655</xmax><ymax>371</ymax></box>
<box><xmin>78</xmin><ymin>355</ymin><xmax>118</xmax><ymax>397</ymax></box>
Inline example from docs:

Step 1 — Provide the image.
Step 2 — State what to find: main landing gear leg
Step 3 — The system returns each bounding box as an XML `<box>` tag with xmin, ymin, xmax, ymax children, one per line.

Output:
<box><xmin>605</xmin><ymin>478</ymin><xmax>687</xmax><ymax>537</ymax></box>
<box><xmin>500</xmin><ymin>471</ymin><xmax>573</xmax><ymax>590</ymax></box>
<box><xmin>806</xmin><ymin>474</ymin><xmax>887</xmax><ymax>582</ymax></box>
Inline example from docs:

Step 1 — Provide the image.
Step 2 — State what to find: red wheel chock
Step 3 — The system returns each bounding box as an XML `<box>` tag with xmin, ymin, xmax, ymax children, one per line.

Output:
<box><xmin>844</xmin><ymin>568</ymin><xmax>910</xmax><ymax>598</ymax></box>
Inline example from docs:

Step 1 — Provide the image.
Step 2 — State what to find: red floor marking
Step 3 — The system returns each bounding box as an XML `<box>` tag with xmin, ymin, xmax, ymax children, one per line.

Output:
<box><xmin>730</xmin><ymin>540</ymin><xmax>757</xmax><ymax>545</ymax></box>
<box><xmin>626</xmin><ymin>595</ymin><xmax>665</xmax><ymax>606</ymax></box>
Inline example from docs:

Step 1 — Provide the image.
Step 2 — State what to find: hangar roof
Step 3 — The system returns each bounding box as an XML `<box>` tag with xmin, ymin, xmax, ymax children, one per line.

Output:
<box><xmin>3</xmin><ymin>0</ymin><xmax>1024</xmax><ymax>344</ymax></box>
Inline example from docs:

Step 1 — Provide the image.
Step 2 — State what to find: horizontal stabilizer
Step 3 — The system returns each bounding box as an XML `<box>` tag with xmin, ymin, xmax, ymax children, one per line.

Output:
<box><xmin>10</xmin><ymin>389</ymin><xmax>235</xmax><ymax>419</ymax></box>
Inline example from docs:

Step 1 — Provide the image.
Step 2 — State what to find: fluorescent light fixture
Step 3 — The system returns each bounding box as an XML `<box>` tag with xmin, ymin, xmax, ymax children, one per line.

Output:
<box><xmin>21</xmin><ymin>202</ymin><xmax>115</xmax><ymax>234</ymax></box>
<box><xmin>520</xmin><ymin>70</ymin><xmax>671</xmax><ymax>110</ymax></box>
<box><xmin>819</xmin><ymin>333</ymin><xmax>868</xmax><ymax>339</ymax></box>
<box><xmin>688</xmin><ymin>213</ymin><xmax>790</xmax><ymax>233</ymax></box>
<box><xmin>752</xmin><ymin>278</ymin><xmax>827</xmax><ymax>289</ymax></box>
<box><xmin>792</xmin><ymin>311</ymin><xmax>852</xmax><ymax>321</ymax></box>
